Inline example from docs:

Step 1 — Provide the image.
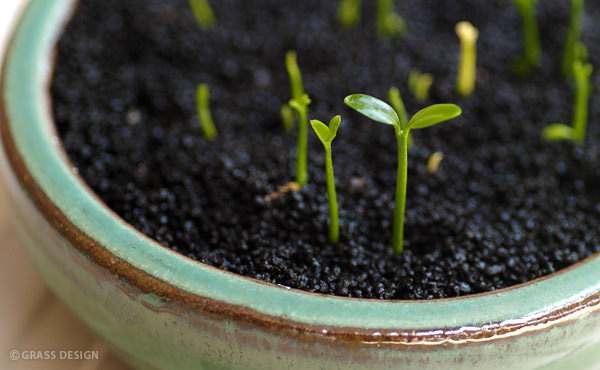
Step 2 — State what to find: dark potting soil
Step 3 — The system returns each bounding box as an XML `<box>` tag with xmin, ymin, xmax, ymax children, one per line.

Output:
<box><xmin>51</xmin><ymin>0</ymin><xmax>600</xmax><ymax>300</ymax></box>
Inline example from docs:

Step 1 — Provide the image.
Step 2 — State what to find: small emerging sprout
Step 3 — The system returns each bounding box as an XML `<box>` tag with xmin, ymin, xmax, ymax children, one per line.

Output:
<box><xmin>426</xmin><ymin>152</ymin><xmax>444</xmax><ymax>174</ymax></box>
<box><xmin>345</xmin><ymin>94</ymin><xmax>461</xmax><ymax>254</ymax></box>
<box><xmin>281</xmin><ymin>105</ymin><xmax>295</xmax><ymax>132</ymax></box>
<box><xmin>377</xmin><ymin>0</ymin><xmax>406</xmax><ymax>38</ymax></box>
<box><xmin>562</xmin><ymin>0</ymin><xmax>585</xmax><ymax>79</ymax></box>
<box><xmin>512</xmin><ymin>0</ymin><xmax>541</xmax><ymax>75</ymax></box>
<box><xmin>543</xmin><ymin>60</ymin><xmax>593</xmax><ymax>145</ymax></box>
<box><xmin>189</xmin><ymin>0</ymin><xmax>216</xmax><ymax>29</ymax></box>
<box><xmin>455</xmin><ymin>21</ymin><xmax>479</xmax><ymax>97</ymax></box>
<box><xmin>337</xmin><ymin>0</ymin><xmax>361</xmax><ymax>29</ymax></box>
<box><xmin>407</xmin><ymin>69</ymin><xmax>434</xmax><ymax>103</ymax></box>
<box><xmin>286</xmin><ymin>51</ymin><xmax>311</xmax><ymax>186</ymax></box>
<box><xmin>196</xmin><ymin>84</ymin><xmax>217</xmax><ymax>140</ymax></box>
<box><xmin>310</xmin><ymin>116</ymin><xmax>342</xmax><ymax>244</ymax></box>
<box><xmin>388</xmin><ymin>87</ymin><xmax>413</xmax><ymax>148</ymax></box>
<box><xmin>264</xmin><ymin>182</ymin><xmax>301</xmax><ymax>203</ymax></box>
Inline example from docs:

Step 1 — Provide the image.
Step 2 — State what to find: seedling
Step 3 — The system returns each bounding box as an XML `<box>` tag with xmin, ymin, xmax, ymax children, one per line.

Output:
<box><xmin>337</xmin><ymin>0</ymin><xmax>361</xmax><ymax>29</ymax></box>
<box><xmin>345</xmin><ymin>94</ymin><xmax>461</xmax><ymax>254</ymax></box>
<box><xmin>196</xmin><ymin>84</ymin><xmax>217</xmax><ymax>140</ymax></box>
<box><xmin>310</xmin><ymin>116</ymin><xmax>342</xmax><ymax>244</ymax></box>
<box><xmin>285</xmin><ymin>51</ymin><xmax>311</xmax><ymax>186</ymax></box>
<box><xmin>512</xmin><ymin>0</ymin><xmax>541</xmax><ymax>75</ymax></box>
<box><xmin>455</xmin><ymin>21</ymin><xmax>479</xmax><ymax>97</ymax></box>
<box><xmin>426</xmin><ymin>152</ymin><xmax>444</xmax><ymax>174</ymax></box>
<box><xmin>377</xmin><ymin>0</ymin><xmax>406</xmax><ymax>38</ymax></box>
<box><xmin>543</xmin><ymin>60</ymin><xmax>593</xmax><ymax>145</ymax></box>
<box><xmin>388</xmin><ymin>87</ymin><xmax>413</xmax><ymax>148</ymax></box>
<box><xmin>289</xmin><ymin>94</ymin><xmax>312</xmax><ymax>186</ymax></box>
<box><xmin>407</xmin><ymin>70</ymin><xmax>434</xmax><ymax>103</ymax></box>
<box><xmin>562</xmin><ymin>0</ymin><xmax>585</xmax><ymax>78</ymax></box>
<box><xmin>281</xmin><ymin>105</ymin><xmax>295</xmax><ymax>132</ymax></box>
<box><xmin>189</xmin><ymin>0</ymin><xmax>216</xmax><ymax>29</ymax></box>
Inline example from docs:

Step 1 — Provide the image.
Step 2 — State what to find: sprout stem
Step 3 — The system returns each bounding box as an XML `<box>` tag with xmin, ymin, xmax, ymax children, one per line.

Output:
<box><xmin>337</xmin><ymin>0</ymin><xmax>362</xmax><ymax>29</ymax></box>
<box><xmin>513</xmin><ymin>0</ymin><xmax>541</xmax><ymax>72</ymax></box>
<box><xmin>286</xmin><ymin>51</ymin><xmax>304</xmax><ymax>102</ymax></box>
<box><xmin>281</xmin><ymin>105</ymin><xmax>295</xmax><ymax>132</ymax></box>
<box><xmin>189</xmin><ymin>0</ymin><xmax>216</xmax><ymax>29</ymax></box>
<box><xmin>296</xmin><ymin>105</ymin><xmax>309</xmax><ymax>185</ymax></box>
<box><xmin>310</xmin><ymin>116</ymin><xmax>341</xmax><ymax>244</ymax></box>
<box><xmin>393</xmin><ymin>129</ymin><xmax>409</xmax><ymax>255</ymax></box>
<box><xmin>196</xmin><ymin>84</ymin><xmax>217</xmax><ymax>140</ymax></box>
<box><xmin>573</xmin><ymin>61</ymin><xmax>593</xmax><ymax>145</ymax></box>
<box><xmin>562</xmin><ymin>0</ymin><xmax>585</xmax><ymax>78</ymax></box>
<box><xmin>408</xmin><ymin>70</ymin><xmax>434</xmax><ymax>103</ymax></box>
<box><xmin>455</xmin><ymin>21</ymin><xmax>479</xmax><ymax>97</ymax></box>
<box><xmin>376</xmin><ymin>0</ymin><xmax>406</xmax><ymax>38</ymax></box>
<box><xmin>325</xmin><ymin>143</ymin><xmax>339</xmax><ymax>244</ymax></box>
<box><xmin>286</xmin><ymin>51</ymin><xmax>310</xmax><ymax>186</ymax></box>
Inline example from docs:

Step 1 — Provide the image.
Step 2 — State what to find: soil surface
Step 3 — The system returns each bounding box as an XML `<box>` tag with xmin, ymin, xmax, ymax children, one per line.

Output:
<box><xmin>51</xmin><ymin>0</ymin><xmax>600</xmax><ymax>299</ymax></box>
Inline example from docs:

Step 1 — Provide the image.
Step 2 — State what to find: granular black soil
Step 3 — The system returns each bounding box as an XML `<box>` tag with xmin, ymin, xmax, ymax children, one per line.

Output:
<box><xmin>51</xmin><ymin>0</ymin><xmax>600</xmax><ymax>299</ymax></box>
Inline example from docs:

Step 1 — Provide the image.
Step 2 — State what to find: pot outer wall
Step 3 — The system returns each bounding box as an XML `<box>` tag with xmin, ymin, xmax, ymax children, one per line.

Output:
<box><xmin>4</xmin><ymin>158</ymin><xmax>600</xmax><ymax>370</ymax></box>
<box><xmin>1</xmin><ymin>1</ymin><xmax>600</xmax><ymax>369</ymax></box>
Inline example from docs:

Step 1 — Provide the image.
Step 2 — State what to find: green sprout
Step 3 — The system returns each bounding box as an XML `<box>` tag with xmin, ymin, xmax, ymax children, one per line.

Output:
<box><xmin>512</xmin><ymin>0</ymin><xmax>541</xmax><ymax>75</ymax></box>
<box><xmin>426</xmin><ymin>151</ymin><xmax>444</xmax><ymax>174</ymax></box>
<box><xmin>189</xmin><ymin>0</ymin><xmax>216</xmax><ymax>29</ymax></box>
<box><xmin>337</xmin><ymin>0</ymin><xmax>361</xmax><ymax>29</ymax></box>
<box><xmin>455</xmin><ymin>21</ymin><xmax>479</xmax><ymax>97</ymax></box>
<box><xmin>345</xmin><ymin>94</ymin><xmax>461</xmax><ymax>254</ymax></box>
<box><xmin>377</xmin><ymin>0</ymin><xmax>406</xmax><ymax>38</ymax></box>
<box><xmin>388</xmin><ymin>87</ymin><xmax>413</xmax><ymax>148</ymax></box>
<box><xmin>196</xmin><ymin>84</ymin><xmax>217</xmax><ymax>140</ymax></box>
<box><xmin>562</xmin><ymin>0</ymin><xmax>585</xmax><ymax>79</ymax></box>
<box><xmin>543</xmin><ymin>60</ymin><xmax>593</xmax><ymax>145</ymax></box>
<box><xmin>310</xmin><ymin>116</ymin><xmax>342</xmax><ymax>244</ymax></box>
<box><xmin>285</xmin><ymin>51</ymin><xmax>311</xmax><ymax>186</ymax></box>
<box><xmin>281</xmin><ymin>105</ymin><xmax>295</xmax><ymax>132</ymax></box>
<box><xmin>407</xmin><ymin>69</ymin><xmax>434</xmax><ymax>103</ymax></box>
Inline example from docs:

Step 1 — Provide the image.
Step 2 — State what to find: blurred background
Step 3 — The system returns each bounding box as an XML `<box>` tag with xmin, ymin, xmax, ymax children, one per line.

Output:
<box><xmin>0</xmin><ymin>1</ymin><xmax>129</xmax><ymax>369</ymax></box>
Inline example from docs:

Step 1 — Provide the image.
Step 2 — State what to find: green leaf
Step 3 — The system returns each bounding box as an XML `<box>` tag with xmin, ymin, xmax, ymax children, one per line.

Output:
<box><xmin>542</xmin><ymin>123</ymin><xmax>574</xmax><ymax>142</ymax></box>
<box><xmin>310</xmin><ymin>120</ymin><xmax>330</xmax><ymax>145</ymax></box>
<box><xmin>408</xmin><ymin>104</ymin><xmax>462</xmax><ymax>130</ymax></box>
<box><xmin>344</xmin><ymin>94</ymin><xmax>401</xmax><ymax>127</ymax></box>
<box><xmin>328</xmin><ymin>115</ymin><xmax>342</xmax><ymax>141</ymax></box>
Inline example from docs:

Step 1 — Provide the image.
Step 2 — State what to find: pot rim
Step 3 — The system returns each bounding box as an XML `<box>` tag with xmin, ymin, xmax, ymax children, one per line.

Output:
<box><xmin>1</xmin><ymin>0</ymin><xmax>599</xmax><ymax>345</ymax></box>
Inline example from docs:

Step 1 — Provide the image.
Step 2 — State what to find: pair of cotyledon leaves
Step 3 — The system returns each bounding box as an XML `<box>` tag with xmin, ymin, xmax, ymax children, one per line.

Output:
<box><xmin>344</xmin><ymin>94</ymin><xmax>462</xmax><ymax>132</ymax></box>
<box><xmin>311</xmin><ymin>116</ymin><xmax>341</xmax><ymax>145</ymax></box>
<box><xmin>310</xmin><ymin>95</ymin><xmax>462</xmax><ymax>146</ymax></box>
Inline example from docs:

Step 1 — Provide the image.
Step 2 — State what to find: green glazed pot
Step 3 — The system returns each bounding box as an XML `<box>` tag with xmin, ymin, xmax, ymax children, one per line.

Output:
<box><xmin>1</xmin><ymin>1</ymin><xmax>600</xmax><ymax>369</ymax></box>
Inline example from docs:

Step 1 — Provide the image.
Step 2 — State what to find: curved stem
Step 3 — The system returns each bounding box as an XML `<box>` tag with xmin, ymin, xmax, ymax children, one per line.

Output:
<box><xmin>392</xmin><ymin>130</ymin><xmax>408</xmax><ymax>255</ymax></box>
<box><xmin>573</xmin><ymin>65</ymin><xmax>591</xmax><ymax>145</ymax></box>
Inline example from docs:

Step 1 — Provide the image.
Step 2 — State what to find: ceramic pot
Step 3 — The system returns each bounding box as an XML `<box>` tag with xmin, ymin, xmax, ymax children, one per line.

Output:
<box><xmin>1</xmin><ymin>1</ymin><xmax>600</xmax><ymax>369</ymax></box>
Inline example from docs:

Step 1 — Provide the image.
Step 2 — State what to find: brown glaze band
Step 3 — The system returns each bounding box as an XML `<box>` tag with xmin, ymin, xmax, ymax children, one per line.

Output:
<box><xmin>1</xmin><ymin>5</ymin><xmax>600</xmax><ymax>350</ymax></box>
